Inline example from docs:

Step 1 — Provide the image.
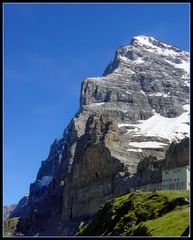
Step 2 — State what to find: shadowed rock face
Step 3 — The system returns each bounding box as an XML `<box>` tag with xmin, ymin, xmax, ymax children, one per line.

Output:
<box><xmin>3</xmin><ymin>205</ymin><xmax>17</xmax><ymax>220</ymax></box>
<box><xmin>11</xmin><ymin>36</ymin><xmax>189</xmax><ymax>236</ymax></box>
<box><xmin>62</xmin><ymin>115</ymin><xmax>122</xmax><ymax>221</ymax></box>
<box><xmin>9</xmin><ymin>196</ymin><xmax>29</xmax><ymax>219</ymax></box>
<box><xmin>163</xmin><ymin>137</ymin><xmax>189</xmax><ymax>169</ymax></box>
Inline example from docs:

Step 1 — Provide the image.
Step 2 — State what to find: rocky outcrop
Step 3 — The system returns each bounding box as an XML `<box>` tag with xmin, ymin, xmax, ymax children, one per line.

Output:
<box><xmin>163</xmin><ymin>137</ymin><xmax>189</xmax><ymax>169</ymax></box>
<box><xmin>3</xmin><ymin>204</ymin><xmax>16</xmax><ymax>220</ymax></box>
<box><xmin>62</xmin><ymin>115</ymin><xmax>121</xmax><ymax>221</ymax></box>
<box><xmin>11</xmin><ymin>36</ymin><xmax>189</xmax><ymax>236</ymax></box>
<box><xmin>134</xmin><ymin>156</ymin><xmax>163</xmax><ymax>187</ymax></box>
<box><xmin>9</xmin><ymin>196</ymin><xmax>29</xmax><ymax>218</ymax></box>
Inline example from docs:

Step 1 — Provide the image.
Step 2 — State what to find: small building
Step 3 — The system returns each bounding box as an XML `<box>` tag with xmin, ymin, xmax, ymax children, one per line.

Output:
<box><xmin>161</xmin><ymin>165</ymin><xmax>190</xmax><ymax>190</ymax></box>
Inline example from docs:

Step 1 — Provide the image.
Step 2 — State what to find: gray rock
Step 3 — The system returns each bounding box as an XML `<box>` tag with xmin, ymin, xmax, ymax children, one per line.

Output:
<box><xmin>9</xmin><ymin>195</ymin><xmax>29</xmax><ymax>218</ymax></box>
<box><xmin>3</xmin><ymin>204</ymin><xmax>16</xmax><ymax>220</ymax></box>
<box><xmin>163</xmin><ymin>137</ymin><xmax>189</xmax><ymax>169</ymax></box>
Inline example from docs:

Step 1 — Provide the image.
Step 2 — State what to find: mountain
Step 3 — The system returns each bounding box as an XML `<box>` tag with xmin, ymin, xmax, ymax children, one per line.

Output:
<box><xmin>8</xmin><ymin>36</ymin><xmax>190</xmax><ymax>236</ymax></box>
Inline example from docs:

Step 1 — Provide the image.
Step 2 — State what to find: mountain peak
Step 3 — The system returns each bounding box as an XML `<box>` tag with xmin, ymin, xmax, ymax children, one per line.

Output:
<box><xmin>130</xmin><ymin>35</ymin><xmax>188</xmax><ymax>55</ymax></box>
<box><xmin>131</xmin><ymin>35</ymin><xmax>171</xmax><ymax>49</ymax></box>
<box><xmin>132</xmin><ymin>35</ymin><xmax>156</xmax><ymax>44</ymax></box>
<box><xmin>103</xmin><ymin>35</ymin><xmax>189</xmax><ymax>76</ymax></box>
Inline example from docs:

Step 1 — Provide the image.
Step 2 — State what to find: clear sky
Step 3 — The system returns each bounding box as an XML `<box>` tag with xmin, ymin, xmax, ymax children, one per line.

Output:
<box><xmin>3</xmin><ymin>3</ymin><xmax>190</xmax><ymax>205</ymax></box>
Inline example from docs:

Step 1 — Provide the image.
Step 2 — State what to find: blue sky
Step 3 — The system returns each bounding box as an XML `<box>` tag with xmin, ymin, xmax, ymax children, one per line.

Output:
<box><xmin>3</xmin><ymin>3</ymin><xmax>190</xmax><ymax>205</ymax></box>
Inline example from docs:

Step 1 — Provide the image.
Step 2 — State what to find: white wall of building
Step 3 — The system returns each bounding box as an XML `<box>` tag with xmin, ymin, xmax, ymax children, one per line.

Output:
<box><xmin>186</xmin><ymin>166</ymin><xmax>190</xmax><ymax>190</ymax></box>
<box><xmin>162</xmin><ymin>166</ymin><xmax>190</xmax><ymax>190</ymax></box>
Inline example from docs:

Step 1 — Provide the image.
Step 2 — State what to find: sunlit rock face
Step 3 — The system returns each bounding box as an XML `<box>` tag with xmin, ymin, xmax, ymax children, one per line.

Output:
<box><xmin>12</xmin><ymin>36</ymin><xmax>189</xmax><ymax>236</ymax></box>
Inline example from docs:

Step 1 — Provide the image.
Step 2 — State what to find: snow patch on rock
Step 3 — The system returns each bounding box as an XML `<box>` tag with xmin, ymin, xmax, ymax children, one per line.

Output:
<box><xmin>164</xmin><ymin>59</ymin><xmax>190</xmax><ymax>74</ymax></box>
<box><xmin>148</xmin><ymin>92</ymin><xmax>169</xmax><ymax>97</ymax></box>
<box><xmin>128</xmin><ymin>141</ymin><xmax>167</xmax><ymax>149</ymax></box>
<box><xmin>37</xmin><ymin>176</ymin><xmax>53</xmax><ymax>187</ymax></box>
<box><xmin>118</xmin><ymin>104</ymin><xmax>189</xmax><ymax>142</ymax></box>
<box><xmin>127</xmin><ymin>148</ymin><xmax>143</xmax><ymax>152</ymax></box>
<box><xmin>141</xmin><ymin>90</ymin><xmax>146</xmax><ymax>96</ymax></box>
<box><xmin>133</xmin><ymin>36</ymin><xmax>189</xmax><ymax>58</ymax></box>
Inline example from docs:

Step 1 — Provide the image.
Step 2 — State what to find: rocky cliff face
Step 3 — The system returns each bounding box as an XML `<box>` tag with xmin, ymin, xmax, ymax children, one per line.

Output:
<box><xmin>11</xmin><ymin>36</ymin><xmax>190</xmax><ymax>236</ymax></box>
<box><xmin>3</xmin><ymin>204</ymin><xmax>16</xmax><ymax>220</ymax></box>
<box><xmin>9</xmin><ymin>196</ymin><xmax>29</xmax><ymax>218</ymax></box>
<box><xmin>163</xmin><ymin>137</ymin><xmax>189</xmax><ymax>169</ymax></box>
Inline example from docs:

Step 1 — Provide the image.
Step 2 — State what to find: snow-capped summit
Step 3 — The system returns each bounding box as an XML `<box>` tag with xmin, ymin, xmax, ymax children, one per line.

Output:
<box><xmin>131</xmin><ymin>35</ymin><xmax>189</xmax><ymax>55</ymax></box>
<box><xmin>103</xmin><ymin>35</ymin><xmax>189</xmax><ymax>78</ymax></box>
<box><xmin>82</xmin><ymin>35</ymin><xmax>190</xmax><ymax>143</ymax></box>
<box><xmin>132</xmin><ymin>35</ymin><xmax>159</xmax><ymax>47</ymax></box>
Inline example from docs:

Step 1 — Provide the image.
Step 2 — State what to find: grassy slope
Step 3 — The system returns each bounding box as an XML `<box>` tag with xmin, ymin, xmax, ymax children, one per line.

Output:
<box><xmin>77</xmin><ymin>190</ymin><xmax>189</xmax><ymax>236</ymax></box>
<box><xmin>4</xmin><ymin>217</ymin><xmax>20</xmax><ymax>236</ymax></box>
<box><xmin>143</xmin><ymin>205</ymin><xmax>189</xmax><ymax>236</ymax></box>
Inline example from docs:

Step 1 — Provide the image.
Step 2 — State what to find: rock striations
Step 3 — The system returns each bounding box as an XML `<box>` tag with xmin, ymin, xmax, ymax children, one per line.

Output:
<box><xmin>10</xmin><ymin>36</ymin><xmax>190</xmax><ymax>236</ymax></box>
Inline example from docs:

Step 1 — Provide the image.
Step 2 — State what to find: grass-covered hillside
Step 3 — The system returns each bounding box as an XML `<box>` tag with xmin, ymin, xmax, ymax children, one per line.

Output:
<box><xmin>77</xmin><ymin>190</ymin><xmax>189</xmax><ymax>236</ymax></box>
<box><xmin>4</xmin><ymin>217</ymin><xmax>20</xmax><ymax>236</ymax></box>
